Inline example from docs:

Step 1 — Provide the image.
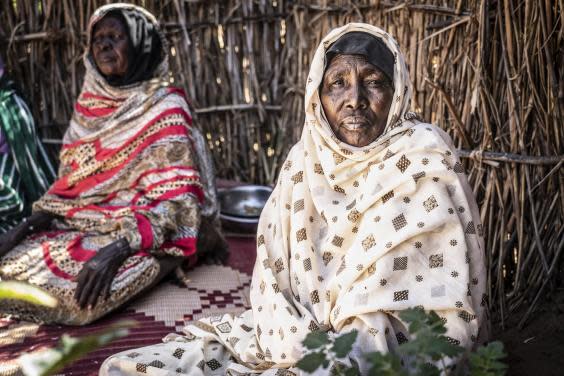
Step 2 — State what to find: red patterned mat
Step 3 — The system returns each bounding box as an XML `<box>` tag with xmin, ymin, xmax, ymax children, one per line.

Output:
<box><xmin>0</xmin><ymin>236</ymin><xmax>256</xmax><ymax>376</ymax></box>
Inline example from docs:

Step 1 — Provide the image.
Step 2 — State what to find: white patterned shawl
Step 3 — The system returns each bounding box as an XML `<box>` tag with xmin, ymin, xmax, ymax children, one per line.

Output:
<box><xmin>184</xmin><ymin>23</ymin><xmax>487</xmax><ymax>374</ymax></box>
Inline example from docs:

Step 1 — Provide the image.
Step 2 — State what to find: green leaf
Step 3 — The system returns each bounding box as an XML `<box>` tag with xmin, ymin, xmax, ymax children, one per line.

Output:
<box><xmin>426</xmin><ymin>337</ymin><xmax>464</xmax><ymax>359</ymax></box>
<box><xmin>399</xmin><ymin>306</ymin><xmax>427</xmax><ymax>324</ymax></box>
<box><xmin>296</xmin><ymin>352</ymin><xmax>327</xmax><ymax>372</ymax></box>
<box><xmin>330</xmin><ymin>361</ymin><xmax>360</xmax><ymax>375</ymax></box>
<box><xmin>365</xmin><ymin>351</ymin><xmax>407</xmax><ymax>376</ymax></box>
<box><xmin>303</xmin><ymin>331</ymin><xmax>330</xmax><ymax>350</ymax></box>
<box><xmin>19</xmin><ymin>320</ymin><xmax>136</xmax><ymax>376</ymax></box>
<box><xmin>332</xmin><ymin>330</ymin><xmax>358</xmax><ymax>358</ymax></box>
<box><xmin>469</xmin><ymin>341</ymin><xmax>507</xmax><ymax>376</ymax></box>
<box><xmin>344</xmin><ymin>367</ymin><xmax>361</xmax><ymax>376</ymax></box>
<box><xmin>418</xmin><ymin>362</ymin><xmax>441</xmax><ymax>376</ymax></box>
<box><xmin>426</xmin><ymin>311</ymin><xmax>447</xmax><ymax>336</ymax></box>
<box><xmin>0</xmin><ymin>281</ymin><xmax>57</xmax><ymax>308</ymax></box>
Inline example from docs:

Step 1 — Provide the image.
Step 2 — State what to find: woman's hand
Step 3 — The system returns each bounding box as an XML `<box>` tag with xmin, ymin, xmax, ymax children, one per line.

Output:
<box><xmin>0</xmin><ymin>212</ymin><xmax>54</xmax><ymax>257</ymax></box>
<box><xmin>74</xmin><ymin>238</ymin><xmax>132</xmax><ymax>309</ymax></box>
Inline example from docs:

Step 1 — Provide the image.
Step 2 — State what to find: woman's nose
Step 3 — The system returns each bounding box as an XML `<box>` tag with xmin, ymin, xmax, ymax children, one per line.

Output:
<box><xmin>95</xmin><ymin>37</ymin><xmax>111</xmax><ymax>51</ymax></box>
<box><xmin>345</xmin><ymin>82</ymin><xmax>368</xmax><ymax>110</ymax></box>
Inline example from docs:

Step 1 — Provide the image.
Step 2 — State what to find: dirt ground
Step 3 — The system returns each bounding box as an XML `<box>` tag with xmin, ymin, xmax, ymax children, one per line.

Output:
<box><xmin>492</xmin><ymin>288</ymin><xmax>564</xmax><ymax>376</ymax></box>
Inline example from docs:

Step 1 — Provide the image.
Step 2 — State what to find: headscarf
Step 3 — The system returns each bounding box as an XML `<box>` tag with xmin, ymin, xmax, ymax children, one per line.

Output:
<box><xmin>89</xmin><ymin>8</ymin><xmax>164</xmax><ymax>86</ymax></box>
<box><xmin>325</xmin><ymin>31</ymin><xmax>395</xmax><ymax>82</ymax></box>
<box><xmin>62</xmin><ymin>3</ymin><xmax>170</xmax><ymax>144</ymax></box>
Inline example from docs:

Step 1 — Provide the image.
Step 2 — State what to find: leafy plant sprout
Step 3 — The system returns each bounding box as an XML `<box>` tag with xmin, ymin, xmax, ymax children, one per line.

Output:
<box><xmin>296</xmin><ymin>307</ymin><xmax>506</xmax><ymax>376</ymax></box>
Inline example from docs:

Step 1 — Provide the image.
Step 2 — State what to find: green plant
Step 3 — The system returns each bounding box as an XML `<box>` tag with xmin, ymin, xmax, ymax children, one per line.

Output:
<box><xmin>0</xmin><ymin>281</ymin><xmax>58</xmax><ymax>308</ymax></box>
<box><xmin>296</xmin><ymin>308</ymin><xmax>506</xmax><ymax>376</ymax></box>
<box><xmin>390</xmin><ymin>308</ymin><xmax>463</xmax><ymax>375</ymax></box>
<box><xmin>296</xmin><ymin>330</ymin><xmax>360</xmax><ymax>375</ymax></box>
<box><xmin>18</xmin><ymin>321</ymin><xmax>135</xmax><ymax>376</ymax></box>
<box><xmin>0</xmin><ymin>280</ymin><xmax>133</xmax><ymax>376</ymax></box>
<box><xmin>468</xmin><ymin>341</ymin><xmax>507</xmax><ymax>376</ymax></box>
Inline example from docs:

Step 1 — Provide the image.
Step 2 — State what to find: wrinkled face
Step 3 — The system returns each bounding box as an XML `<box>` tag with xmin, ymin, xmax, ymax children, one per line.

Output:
<box><xmin>91</xmin><ymin>16</ymin><xmax>129</xmax><ymax>78</ymax></box>
<box><xmin>320</xmin><ymin>54</ymin><xmax>394</xmax><ymax>147</ymax></box>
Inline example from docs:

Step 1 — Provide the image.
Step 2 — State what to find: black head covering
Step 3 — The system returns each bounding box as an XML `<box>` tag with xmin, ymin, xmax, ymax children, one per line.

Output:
<box><xmin>90</xmin><ymin>9</ymin><xmax>164</xmax><ymax>87</ymax></box>
<box><xmin>325</xmin><ymin>32</ymin><xmax>394</xmax><ymax>83</ymax></box>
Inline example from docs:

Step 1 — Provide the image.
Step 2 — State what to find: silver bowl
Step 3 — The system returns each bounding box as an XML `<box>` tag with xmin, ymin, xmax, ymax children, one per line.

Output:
<box><xmin>218</xmin><ymin>185</ymin><xmax>273</xmax><ymax>233</ymax></box>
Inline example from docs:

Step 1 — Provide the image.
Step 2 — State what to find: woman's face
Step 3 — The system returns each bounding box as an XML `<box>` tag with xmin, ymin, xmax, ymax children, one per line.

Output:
<box><xmin>91</xmin><ymin>16</ymin><xmax>129</xmax><ymax>78</ymax></box>
<box><xmin>320</xmin><ymin>54</ymin><xmax>394</xmax><ymax>147</ymax></box>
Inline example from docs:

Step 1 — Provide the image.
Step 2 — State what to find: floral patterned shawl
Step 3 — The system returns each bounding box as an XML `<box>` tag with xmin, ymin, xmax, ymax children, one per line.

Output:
<box><xmin>33</xmin><ymin>3</ymin><xmax>204</xmax><ymax>257</ymax></box>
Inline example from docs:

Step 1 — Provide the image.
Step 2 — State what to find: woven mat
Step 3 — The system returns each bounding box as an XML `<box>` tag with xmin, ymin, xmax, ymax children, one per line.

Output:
<box><xmin>0</xmin><ymin>236</ymin><xmax>256</xmax><ymax>376</ymax></box>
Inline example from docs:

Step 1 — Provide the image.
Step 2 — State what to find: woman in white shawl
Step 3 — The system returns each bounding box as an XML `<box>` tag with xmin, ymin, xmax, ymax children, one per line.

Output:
<box><xmin>101</xmin><ymin>23</ymin><xmax>487</xmax><ymax>375</ymax></box>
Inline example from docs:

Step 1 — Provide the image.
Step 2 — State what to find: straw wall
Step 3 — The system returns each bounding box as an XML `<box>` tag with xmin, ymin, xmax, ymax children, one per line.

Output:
<box><xmin>1</xmin><ymin>0</ymin><xmax>562</xmax><ymax>326</ymax></box>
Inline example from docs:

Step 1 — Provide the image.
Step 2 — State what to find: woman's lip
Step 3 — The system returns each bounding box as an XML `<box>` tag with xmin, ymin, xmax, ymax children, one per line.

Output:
<box><xmin>97</xmin><ymin>55</ymin><xmax>116</xmax><ymax>63</ymax></box>
<box><xmin>340</xmin><ymin>117</ymin><xmax>370</xmax><ymax>130</ymax></box>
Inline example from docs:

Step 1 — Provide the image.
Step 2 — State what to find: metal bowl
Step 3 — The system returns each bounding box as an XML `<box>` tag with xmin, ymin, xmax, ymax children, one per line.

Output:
<box><xmin>218</xmin><ymin>185</ymin><xmax>273</xmax><ymax>218</ymax></box>
<box><xmin>218</xmin><ymin>185</ymin><xmax>273</xmax><ymax>233</ymax></box>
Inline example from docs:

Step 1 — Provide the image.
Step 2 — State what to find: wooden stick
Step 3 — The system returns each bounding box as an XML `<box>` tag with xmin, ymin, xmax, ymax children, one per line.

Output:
<box><xmin>195</xmin><ymin>104</ymin><xmax>282</xmax><ymax>114</ymax></box>
<box><xmin>457</xmin><ymin>149</ymin><xmax>564</xmax><ymax>165</ymax></box>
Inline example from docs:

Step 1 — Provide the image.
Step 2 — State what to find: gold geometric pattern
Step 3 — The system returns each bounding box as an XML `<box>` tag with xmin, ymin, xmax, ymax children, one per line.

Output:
<box><xmin>347</xmin><ymin>209</ymin><xmax>361</xmax><ymax>222</ymax></box>
<box><xmin>393</xmin><ymin>256</ymin><xmax>408</xmax><ymax>270</ymax></box>
<box><xmin>465</xmin><ymin>221</ymin><xmax>476</xmax><ymax>234</ymax></box>
<box><xmin>310</xmin><ymin>290</ymin><xmax>320</xmax><ymax>304</ymax></box>
<box><xmin>412</xmin><ymin>171</ymin><xmax>425</xmax><ymax>183</ymax></box>
<box><xmin>396</xmin><ymin>154</ymin><xmax>411</xmax><ymax>173</ymax></box>
<box><xmin>296</xmin><ymin>228</ymin><xmax>307</xmax><ymax>242</ymax></box>
<box><xmin>172</xmin><ymin>348</ymin><xmax>185</xmax><ymax>359</ymax></box>
<box><xmin>361</xmin><ymin>234</ymin><xmax>376</xmax><ymax>251</ymax></box>
<box><xmin>429</xmin><ymin>254</ymin><xmax>444</xmax><ymax>268</ymax></box>
<box><xmin>291</xmin><ymin>171</ymin><xmax>303</xmax><ymax>184</ymax></box>
<box><xmin>293</xmin><ymin>199</ymin><xmax>305</xmax><ymax>213</ymax></box>
<box><xmin>274</xmin><ymin>258</ymin><xmax>284</xmax><ymax>273</ymax></box>
<box><xmin>393</xmin><ymin>290</ymin><xmax>409</xmax><ymax>301</ymax></box>
<box><xmin>333</xmin><ymin>153</ymin><xmax>345</xmax><ymax>165</ymax></box>
<box><xmin>383</xmin><ymin>149</ymin><xmax>395</xmax><ymax>160</ymax></box>
<box><xmin>283</xmin><ymin>160</ymin><xmax>293</xmax><ymax>171</ymax></box>
<box><xmin>423</xmin><ymin>195</ymin><xmax>439</xmax><ymax>212</ymax></box>
<box><xmin>381</xmin><ymin>190</ymin><xmax>395</xmax><ymax>203</ymax></box>
<box><xmin>322</xmin><ymin>252</ymin><xmax>333</xmax><ymax>266</ymax></box>
<box><xmin>257</xmin><ymin>234</ymin><xmax>265</xmax><ymax>246</ymax></box>
<box><xmin>333</xmin><ymin>185</ymin><xmax>345</xmax><ymax>194</ymax></box>
<box><xmin>332</xmin><ymin>235</ymin><xmax>344</xmax><ymax>247</ymax></box>
<box><xmin>271</xmin><ymin>283</ymin><xmax>280</xmax><ymax>293</ymax></box>
<box><xmin>206</xmin><ymin>359</ymin><xmax>222</xmax><ymax>370</ymax></box>
<box><xmin>392</xmin><ymin>213</ymin><xmax>408</xmax><ymax>231</ymax></box>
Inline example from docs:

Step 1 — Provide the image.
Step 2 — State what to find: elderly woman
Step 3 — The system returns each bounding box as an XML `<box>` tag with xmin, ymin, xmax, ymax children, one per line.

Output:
<box><xmin>0</xmin><ymin>4</ymin><xmax>226</xmax><ymax>325</ymax></box>
<box><xmin>101</xmin><ymin>23</ymin><xmax>486</xmax><ymax>374</ymax></box>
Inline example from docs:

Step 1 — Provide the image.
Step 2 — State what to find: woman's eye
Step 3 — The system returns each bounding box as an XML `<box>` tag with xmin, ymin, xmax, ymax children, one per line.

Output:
<box><xmin>366</xmin><ymin>79</ymin><xmax>387</xmax><ymax>88</ymax></box>
<box><xmin>331</xmin><ymin>79</ymin><xmax>344</xmax><ymax>87</ymax></box>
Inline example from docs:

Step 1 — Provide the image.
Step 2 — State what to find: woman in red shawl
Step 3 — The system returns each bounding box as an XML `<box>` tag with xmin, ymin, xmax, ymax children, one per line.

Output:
<box><xmin>0</xmin><ymin>3</ymin><xmax>226</xmax><ymax>325</ymax></box>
